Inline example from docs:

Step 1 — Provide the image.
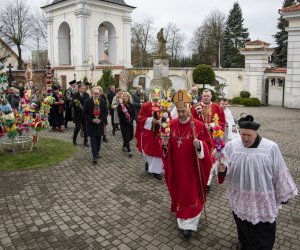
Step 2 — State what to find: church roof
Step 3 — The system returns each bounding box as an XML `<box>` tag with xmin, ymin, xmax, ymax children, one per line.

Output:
<box><xmin>264</xmin><ymin>68</ymin><xmax>287</xmax><ymax>73</ymax></box>
<box><xmin>43</xmin><ymin>0</ymin><xmax>135</xmax><ymax>8</ymax></box>
<box><xmin>281</xmin><ymin>3</ymin><xmax>300</xmax><ymax>13</ymax></box>
<box><xmin>240</xmin><ymin>39</ymin><xmax>273</xmax><ymax>52</ymax></box>
<box><xmin>0</xmin><ymin>37</ymin><xmax>18</xmax><ymax>59</ymax></box>
<box><xmin>245</xmin><ymin>40</ymin><xmax>270</xmax><ymax>46</ymax></box>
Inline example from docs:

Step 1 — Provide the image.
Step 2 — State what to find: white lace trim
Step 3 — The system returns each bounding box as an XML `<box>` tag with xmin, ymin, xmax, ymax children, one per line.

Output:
<box><xmin>227</xmin><ymin>169</ymin><xmax>298</xmax><ymax>225</ymax></box>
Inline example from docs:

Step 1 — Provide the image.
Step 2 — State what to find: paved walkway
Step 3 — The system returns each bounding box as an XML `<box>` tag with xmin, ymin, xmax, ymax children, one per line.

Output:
<box><xmin>0</xmin><ymin>106</ymin><xmax>299</xmax><ymax>250</ymax></box>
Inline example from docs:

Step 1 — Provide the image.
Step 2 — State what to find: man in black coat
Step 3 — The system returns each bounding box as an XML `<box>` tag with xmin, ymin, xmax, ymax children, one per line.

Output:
<box><xmin>72</xmin><ymin>84</ymin><xmax>89</xmax><ymax>146</ymax></box>
<box><xmin>64</xmin><ymin>80</ymin><xmax>77</xmax><ymax>128</ymax></box>
<box><xmin>132</xmin><ymin>85</ymin><xmax>147</xmax><ymax>122</ymax></box>
<box><xmin>83</xmin><ymin>87</ymin><xmax>108</xmax><ymax>164</ymax></box>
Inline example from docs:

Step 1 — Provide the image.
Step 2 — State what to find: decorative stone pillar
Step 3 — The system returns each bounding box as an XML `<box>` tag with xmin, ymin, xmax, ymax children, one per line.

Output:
<box><xmin>240</xmin><ymin>40</ymin><xmax>273</xmax><ymax>103</ymax></box>
<box><xmin>281</xmin><ymin>4</ymin><xmax>300</xmax><ymax>108</ymax></box>
<box><xmin>123</xmin><ymin>16</ymin><xmax>132</xmax><ymax>67</ymax></box>
<box><xmin>46</xmin><ymin>15</ymin><xmax>54</xmax><ymax>66</ymax></box>
<box><xmin>150</xmin><ymin>56</ymin><xmax>172</xmax><ymax>89</ymax></box>
<box><xmin>75</xmin><ymin>2</ymin><xmax>91</xmax><ymax>67</ymax></box>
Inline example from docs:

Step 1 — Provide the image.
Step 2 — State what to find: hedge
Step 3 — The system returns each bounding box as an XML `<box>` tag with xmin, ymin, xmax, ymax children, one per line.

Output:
<box><xmin>240</xmin><ymin>91</ymin><xmax>251</xmax><ymax>98</ymax></box>
<box><xmin>242</xmin><ymin>98</ymin><xmax>261</xmax><ymax>106</ymax></box>
<box><xmin>231</xmin><ymin>97</ymin><xmax>261</xmax><ymax>106</ymax></box>
<box><xmin>231</xmin><ymin>97</ymin><xmax>242</xmax><ymax>105</ymax></box>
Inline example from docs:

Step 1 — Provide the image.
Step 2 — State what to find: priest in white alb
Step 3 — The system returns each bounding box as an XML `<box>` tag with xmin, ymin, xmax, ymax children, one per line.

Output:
<box><xmin>217</xmin><ymin>115</ymin><xmax>298</xmax><ymax>250</ymax></box>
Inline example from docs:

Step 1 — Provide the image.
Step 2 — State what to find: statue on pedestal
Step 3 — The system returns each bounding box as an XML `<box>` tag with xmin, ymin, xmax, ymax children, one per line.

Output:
<box><xmin>150</xmin><ymin>28</ymin><xmax>172</xmax><ymax>89</ymax></box>
<box><xmin>157</xmin><ymin>28</ymin><xmax>167</xmax><ymax>56</ymax></box>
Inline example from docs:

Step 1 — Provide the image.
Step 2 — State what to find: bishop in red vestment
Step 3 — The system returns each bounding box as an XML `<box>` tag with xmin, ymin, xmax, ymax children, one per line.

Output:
<box><xmin>135</xmin><ymin>88</ymin><xmax>163</xmax><ymax>179</ymax></box>
<box><xmin>163</xmin><ymin>90</ymin><xmax>213</xmax><ymax>239</ymax></box>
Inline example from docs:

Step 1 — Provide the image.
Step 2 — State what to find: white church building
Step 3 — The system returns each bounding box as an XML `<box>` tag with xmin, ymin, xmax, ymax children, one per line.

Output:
<box><xmin>42</xmin><ymin>0</ymin><xmax>134</xmax><ymax>75</ymax></box>
<box><xmin>41</xmin><ymin>0</ymin><xmax>300</xmax><ymax>109</ymax></box>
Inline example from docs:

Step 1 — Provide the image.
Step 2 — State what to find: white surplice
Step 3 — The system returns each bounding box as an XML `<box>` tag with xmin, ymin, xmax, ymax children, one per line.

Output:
<box><xmin>223</xmin><ymin>107</ymin><xmax>240</xmax><ymax>143</ymax></box>
<box><xmin>224</xmin><ymin>138</ymin><xmax>298</xmax><ymax>225</ymax></box>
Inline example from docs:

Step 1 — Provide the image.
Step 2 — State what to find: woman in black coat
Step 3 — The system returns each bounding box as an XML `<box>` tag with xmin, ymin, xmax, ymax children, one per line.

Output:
<box><xmin>117</xmin><ymin>92</ymin><xmax>135</xmax><ymax>158</ymax></box>
<box><xmin>49</xmin><ymin>86</ymin><xmax>65</xmax><ymax>132</ymax></box>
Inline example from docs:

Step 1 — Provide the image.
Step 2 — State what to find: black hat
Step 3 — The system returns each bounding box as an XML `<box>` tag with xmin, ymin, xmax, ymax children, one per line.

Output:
<box><xmin>77</xmin><ymin>80</ymin><xmax>82</xmax><ymax>84</ymax></box>
<box><xmin>52</xmin><ymin>85</ymin><xmax>59</xmax><ymax>90</ymax></box>
<box><xmin>238</xmin><ymin>115</ymin><xmax>260</xmax><ymax>131</ymax></box>
<box><xmin>69</xmin><ymin>80</ymin><xmax>76</xmax><ymax>85</ymax></box>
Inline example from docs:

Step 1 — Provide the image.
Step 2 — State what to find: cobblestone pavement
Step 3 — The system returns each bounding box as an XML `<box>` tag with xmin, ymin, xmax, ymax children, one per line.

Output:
<box><xmin>0</xmin><ymin>106</ymin><xmax>299</xmax><ymax>250</ymax></box>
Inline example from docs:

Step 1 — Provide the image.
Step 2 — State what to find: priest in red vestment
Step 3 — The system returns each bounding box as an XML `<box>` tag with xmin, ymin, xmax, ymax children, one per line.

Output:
<box><xmin>191</xmin><ymin>89</ymin><xmax>225</xmax><ymax>191</ymax></box>
<box><xmin>163</xmin><ymin>90</ymin><xmax>213</xmax><ymax>239</ymax></box>
<box><xmin>135</xmin><ymin>87</ymin><xmax>163</xmax><ymax>179</ymax></box>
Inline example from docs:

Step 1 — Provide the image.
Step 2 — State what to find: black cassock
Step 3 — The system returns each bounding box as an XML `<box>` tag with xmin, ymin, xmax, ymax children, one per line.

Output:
<box><xmin>49</xmin><ymin>93</ymin><xmax>64</xmax><ymax>128</ymax></box>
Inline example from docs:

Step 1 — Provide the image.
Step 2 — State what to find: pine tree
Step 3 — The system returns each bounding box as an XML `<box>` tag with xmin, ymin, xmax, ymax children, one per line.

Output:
<box><xmin>222</xmin><ymin>2</ymin><xmax>249</xmax><ymax>68</ymax></box>
<box><xmin>97</xmin><ymin>68</ymin><xmax>116</xmax><ymax>93</ymax></box>
<box><xmin>274</xmin><ymin>0</ymin><xmax>296</xmax><ymax>67</ymax></box>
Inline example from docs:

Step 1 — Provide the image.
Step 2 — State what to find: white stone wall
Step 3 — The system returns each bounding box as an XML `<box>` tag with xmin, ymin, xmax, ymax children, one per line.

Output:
<box><xmin>53</xmin><ymin>68</ymin><xmax>245</xmax><ymax>99</ymax></box>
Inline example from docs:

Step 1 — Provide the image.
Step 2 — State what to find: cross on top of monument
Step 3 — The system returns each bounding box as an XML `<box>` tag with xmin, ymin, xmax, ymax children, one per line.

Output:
<box><xmin>7</xmin><ymin>63</ymin><xmax>13</xmax><ymax>74</ymax></box>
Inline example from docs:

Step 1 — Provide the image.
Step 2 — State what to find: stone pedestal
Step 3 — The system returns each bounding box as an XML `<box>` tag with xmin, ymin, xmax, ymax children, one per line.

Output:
<box><xmin>150</xmin><ymin>55</ymin><xmax>172</xmax><ymax>89</ymax></box>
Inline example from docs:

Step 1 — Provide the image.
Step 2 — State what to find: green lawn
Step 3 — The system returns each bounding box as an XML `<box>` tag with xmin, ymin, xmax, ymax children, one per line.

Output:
<box><xmin>0</xmin><ymin>138</ymin><xmax>77</xmax><ymax>171</ymax></box>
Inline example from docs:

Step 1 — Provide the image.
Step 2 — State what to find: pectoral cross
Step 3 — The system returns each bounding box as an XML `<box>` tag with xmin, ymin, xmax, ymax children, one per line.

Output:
<box><xmin>177</xmin><ymin>138</ymin><xmax>182</xmax><ymax>148</ymax></box>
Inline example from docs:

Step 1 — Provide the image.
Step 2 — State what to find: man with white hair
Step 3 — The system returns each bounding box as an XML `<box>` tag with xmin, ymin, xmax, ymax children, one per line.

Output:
<box><xmin>83</xmin><ymin>86</ymin><xmax>108</xmax><ymax>164</ymax></box>
<box><xmin>190</xmin><ymin>86</ymin><xmax>201</xmax><ymax>102</ymax></box>
<box><xmin>217</xmin><ymin>115</ymin><xmax>298</xmax><ymax>250</ymax></box>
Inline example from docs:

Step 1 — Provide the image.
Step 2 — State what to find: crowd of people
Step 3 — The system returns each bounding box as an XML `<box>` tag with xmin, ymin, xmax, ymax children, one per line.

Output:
<box><xmin>2</xmin><ymin>80</ymin><xmax>298</xmax><ymax>249</ymax></box>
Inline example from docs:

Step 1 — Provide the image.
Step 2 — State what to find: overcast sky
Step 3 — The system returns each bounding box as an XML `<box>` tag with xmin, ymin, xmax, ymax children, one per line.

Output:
<box><xmin>29</xmin><ymin>0</ymin><xmax>284</xmax><ymax>53</ymax></box>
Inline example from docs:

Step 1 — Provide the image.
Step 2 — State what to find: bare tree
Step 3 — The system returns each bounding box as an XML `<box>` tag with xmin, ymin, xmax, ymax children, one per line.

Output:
<box><xmin>33</xmin><ymin>0</ymin><xmax>51</xmax><ymax>46</ymax></box>
<box><xmin>131</xmin><ymin>18</ymin><xmax>155</xmax><ymax>67</ymax></box>
<box><xmin>163</xmin><ymin>23</ymin><xmax>185</xmax><ymax>66</ymax></box>
<box><xmin>189</xmin><ymin>10</ymin><xmax>226</xmax><ymax>67</ymax></box>
<box><xmin>0</xmin><ymin>0</ymin><xmax>34</xmax><ymax>69</ymax></box>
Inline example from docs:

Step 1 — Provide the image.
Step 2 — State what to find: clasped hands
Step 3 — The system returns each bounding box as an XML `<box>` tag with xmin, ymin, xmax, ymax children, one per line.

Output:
<box><xmin>92</xmin><ymin>118</ymin><xmax>101</xmax><ymax>124</ymax></box>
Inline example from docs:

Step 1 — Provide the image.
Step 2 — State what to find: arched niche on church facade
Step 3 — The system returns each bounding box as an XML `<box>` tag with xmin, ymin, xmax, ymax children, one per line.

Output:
<box><xmin>98</xmin><ymin>21</ymin><xmax>117</xmax><ymax>65</ymax></box>
<box><xmin>58</xmin><ymin>22</ymin><xmax>71</xmax><ymax>65</ymax></box>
